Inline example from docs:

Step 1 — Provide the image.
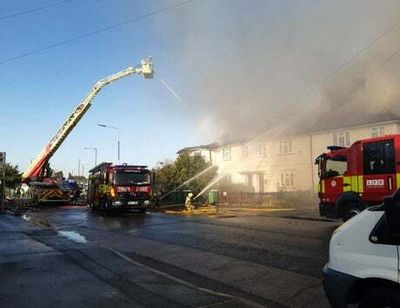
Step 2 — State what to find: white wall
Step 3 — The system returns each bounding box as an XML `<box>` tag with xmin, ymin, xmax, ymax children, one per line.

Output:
<box><xmin>186</xmin><ymin>149</ymin><xmax>215</xmax><ymax>163</ymax></box>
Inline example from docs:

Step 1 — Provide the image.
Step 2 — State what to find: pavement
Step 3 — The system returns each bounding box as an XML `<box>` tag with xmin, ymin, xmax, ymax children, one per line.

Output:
<box><xmin>158</xmin><ymin>204</ymin><xmax>337</xmax><ymax>222</ymax></box>
<box><xmin>215</xmin><ymin>206</ymin><xmax>338</xmax><ymax>222</ymax></box>
<box><xmin>0</xmin><ymin>212</ymin><xmax>256</xmax><ymax>307</ymax></box>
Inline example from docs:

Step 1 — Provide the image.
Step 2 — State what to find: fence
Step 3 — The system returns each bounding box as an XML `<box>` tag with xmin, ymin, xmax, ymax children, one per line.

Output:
<box><xmin>218</xmin><ymin>191</ymin><xmax>316</xmax><ymax>208</ymax></box>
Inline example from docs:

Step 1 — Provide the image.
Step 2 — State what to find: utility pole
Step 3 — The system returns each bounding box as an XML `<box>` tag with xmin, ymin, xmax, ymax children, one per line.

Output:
<box><xmin>0</xmin><ymin>152</ymin><xmax>6</xmax><ymax>213</ymax></box>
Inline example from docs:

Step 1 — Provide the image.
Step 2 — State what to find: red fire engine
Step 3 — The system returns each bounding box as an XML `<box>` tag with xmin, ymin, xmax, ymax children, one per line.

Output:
<box><xmin>87</xmin><ymin>163</ymin><xmax>152</xmax><ymax>212</ymax></box>
<box><xmin>316</xmin><ymin>134</ymin><xmax>399</xmax><ymax>221</ymax></box>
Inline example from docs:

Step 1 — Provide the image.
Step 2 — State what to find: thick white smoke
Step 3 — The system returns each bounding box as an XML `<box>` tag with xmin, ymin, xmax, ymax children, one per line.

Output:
<box><xmin>153</xmin><ymin>0</ymin><xmax>400</xmax><ymax>141</ymax></box>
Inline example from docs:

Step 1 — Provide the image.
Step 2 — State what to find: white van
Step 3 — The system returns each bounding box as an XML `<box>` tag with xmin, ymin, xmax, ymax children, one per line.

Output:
<box><xmin>323</xmin><ymin>190</ymin><xmax>400</xmax><ymax>307</ymax></box>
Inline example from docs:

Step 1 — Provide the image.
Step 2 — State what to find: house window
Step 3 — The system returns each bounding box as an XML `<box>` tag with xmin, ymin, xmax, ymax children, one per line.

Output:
<box><xmin>333</xmin><ymin>131</ymin><xmax>350</xmax><ymax>147</ymax></box>
<box><xmin>258</xmin><ymin>144</ymin><xmax>267</xmax><ymax>157</ymax></box>
<box><xmin>242</xmin><ymin>145</ymin><xmax>248</xmax><ymax>158</ymax></box>
<box><xmin>279</xmin><ymin>140</ymin><xmax>292</xmax><ymax>154</ymax></box>
<box><xmin>280</xmin><ymin>172</ymin><xmax>294</xmax><ymax>187</ymax></box>
<box><xmin>371</xmin><ymin>126</ymin><xmax>385</xmax><ymax>138</ymax></box>
<box><xmin>222</xmin><ymin>147</ymin><xmax>231</xmax><ymax>161</ymax></box>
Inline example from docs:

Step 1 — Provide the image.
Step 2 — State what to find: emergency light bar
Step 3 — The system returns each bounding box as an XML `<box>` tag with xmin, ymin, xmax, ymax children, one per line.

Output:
<box><xmin>327</xmin><ymin>146</ymin><xmax>346</xmax><ymax>152</ymax></box>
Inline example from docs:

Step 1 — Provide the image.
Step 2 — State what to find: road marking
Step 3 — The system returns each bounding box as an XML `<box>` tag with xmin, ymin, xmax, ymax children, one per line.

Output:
<box><xmin>57</xmin><ymin>230</ymin><xmax>88</xmax><ymax>243</ymax></box>
<box><xmin>105</xmin><ymin>246</ymin><xmax>264</xmax><ymax>308</ymax></box>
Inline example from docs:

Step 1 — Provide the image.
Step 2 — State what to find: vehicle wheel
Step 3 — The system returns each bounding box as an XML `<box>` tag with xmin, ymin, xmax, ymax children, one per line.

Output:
<box><xmin>359</xmin><ymin>286</ymin><xmax>400</xmax><ymax>308</ymax></box>
<box><xmin>342</xmin><ymin>202</ymin><xmax>364</xmax><ymax>222</ymax></box>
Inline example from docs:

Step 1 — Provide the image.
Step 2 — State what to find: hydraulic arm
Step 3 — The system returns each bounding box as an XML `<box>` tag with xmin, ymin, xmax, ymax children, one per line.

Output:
<box><xmin>22</xmin><ymin>57</ymin><xmax>153</xmax><ymax>182</ymax></box>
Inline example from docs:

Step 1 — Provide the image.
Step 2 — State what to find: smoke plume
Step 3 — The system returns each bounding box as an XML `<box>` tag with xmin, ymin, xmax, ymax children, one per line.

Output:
<box><xmin>154</xmin><ymin>0</ymin><xmax>400</xmax><ymax>142</ymax></box>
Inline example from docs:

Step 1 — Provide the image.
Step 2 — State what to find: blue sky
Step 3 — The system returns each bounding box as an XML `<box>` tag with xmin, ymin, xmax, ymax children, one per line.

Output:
<box><xmin>0</xmin><ymin>0</ymin><xmax>207</xmax><ymax>175</ymax></box>
<box><xmin>2</xmin><ymin>0</ymin><xmax>400</xmax><ymax>176</ymax></box>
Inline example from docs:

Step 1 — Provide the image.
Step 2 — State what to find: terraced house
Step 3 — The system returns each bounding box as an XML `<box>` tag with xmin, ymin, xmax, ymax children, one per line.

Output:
<box><xmin>178</xmin><ymin>112</ymin><xmax>400</xmax><ymax>194</ymax></box>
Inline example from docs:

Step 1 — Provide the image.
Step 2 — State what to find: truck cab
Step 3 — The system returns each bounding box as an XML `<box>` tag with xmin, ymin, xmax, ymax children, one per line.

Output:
<box><xmin>323</xmin><ymin>190</ymin><xmax>400</xmax><ymax>307</ymax></box>
<box><xmin>317</xmin><ymin>135</ymin><xmax>399</xmax><ymax>221</ymax></box>
<box><xmin>87</xmin><ymin>162</ymin><xmax>152</xmax><ymax>212</ymax></box>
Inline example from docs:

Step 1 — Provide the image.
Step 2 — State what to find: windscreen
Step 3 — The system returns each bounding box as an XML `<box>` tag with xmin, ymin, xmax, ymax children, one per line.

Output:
<box><xmin>323</xmin><ymin>157</ymin><xmax>347</xmax><ymax>178</ymax></box>
<box><xmin>114</xmin><ymin>172</ymin><xmax>150</xmax><ymax>185</ymax></box>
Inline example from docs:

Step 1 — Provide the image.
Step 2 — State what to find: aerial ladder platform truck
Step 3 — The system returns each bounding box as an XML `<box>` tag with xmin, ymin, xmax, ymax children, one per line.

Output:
<box><xmin>20</xmin><ymin>57</ymin><xmax>154</xmax><ymax>206</ymax></box>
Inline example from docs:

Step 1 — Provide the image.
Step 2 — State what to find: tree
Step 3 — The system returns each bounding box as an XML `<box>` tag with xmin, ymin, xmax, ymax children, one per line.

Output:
<box><xmin>2</xmin><ymin>163</ymin><xmax>22</xmax><ymax>189</ymax></box>
<box><xmin>153</xmin><ymin>154</ymin><xmax>217</xmax><ymax>197</ymax></box>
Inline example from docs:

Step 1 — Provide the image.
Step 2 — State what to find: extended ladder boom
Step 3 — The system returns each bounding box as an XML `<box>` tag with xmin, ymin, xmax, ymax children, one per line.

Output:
<box><xmin>22</xmin><ymin>57</ymin><xmax>153</xmax><ymax>182</ymax></box>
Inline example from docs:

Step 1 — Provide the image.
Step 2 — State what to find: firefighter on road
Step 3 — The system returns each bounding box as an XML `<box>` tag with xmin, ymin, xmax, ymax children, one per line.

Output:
<box><xmin>185</xmin><ymin>192</ymin><xmax>194</xmax><ymax>212</ymax></box>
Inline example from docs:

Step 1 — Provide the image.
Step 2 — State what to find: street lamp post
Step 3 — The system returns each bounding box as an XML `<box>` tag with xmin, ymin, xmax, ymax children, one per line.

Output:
<box><xmin>84</xmin><ymin>147</ymin><xmax>98</xmax><ymax>167</ymax></box>
<box><xmin>97</xmin><ymin>124</ymin><xmax>121</xmax><ymax>162</ymax></box>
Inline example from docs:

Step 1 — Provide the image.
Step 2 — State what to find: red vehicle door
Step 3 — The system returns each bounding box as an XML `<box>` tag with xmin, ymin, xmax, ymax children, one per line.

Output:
<box><xmin>362</xmin><ymin>138</ymin><xmax>396</xmax><ymax>203</ymax></box>
<box><xmin>322</xmin><ymin>156</ymin><xmax>347</xmax><ymax>204</ymax></box>
<box><xmin>324</xmin><ymin>176</ymin><xmax>344</xmax><ymax>203</ymax></box>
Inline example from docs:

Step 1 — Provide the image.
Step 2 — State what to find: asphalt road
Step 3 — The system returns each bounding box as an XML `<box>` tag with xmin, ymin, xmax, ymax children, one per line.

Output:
<box><xmin>5</xmin><ymin>206</ymin><xmax>340</xmax><ymax>307</ymax></box>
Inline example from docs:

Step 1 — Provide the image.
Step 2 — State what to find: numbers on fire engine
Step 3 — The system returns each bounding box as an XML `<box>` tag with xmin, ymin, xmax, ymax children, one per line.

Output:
<box><xmin>366</xmin><ymin>179</ymin><xmax>385</xmax><ymax>188</ymax></box>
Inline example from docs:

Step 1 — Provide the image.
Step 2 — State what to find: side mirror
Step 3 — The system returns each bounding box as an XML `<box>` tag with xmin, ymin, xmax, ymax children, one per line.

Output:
<box><xmin>384</xmin><ymin>191</ymin><xmax>400</xmax><ymax>236</ymax></box>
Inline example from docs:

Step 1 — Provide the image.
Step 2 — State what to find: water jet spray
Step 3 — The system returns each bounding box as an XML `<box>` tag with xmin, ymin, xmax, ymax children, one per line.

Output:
<box><xmin>160</xmin><ymin>165</ymin><xmax>217</xmax><ymax>200</ymax></box>
<box><xmin>193</xmin><ymin>172</ymin><xmax>228</xmax><ymax>200</ymax></box>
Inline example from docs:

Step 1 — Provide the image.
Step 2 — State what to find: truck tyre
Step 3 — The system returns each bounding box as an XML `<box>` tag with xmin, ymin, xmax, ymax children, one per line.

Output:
<box><xmin>342</xmin><ymin>202</ymin><xmax>364</xmax><ymax>222</ymax></box>
<box><xmin>359</xmin><ymin>286</ymin><xmax>400</xmax><ymax>308</ymax></box>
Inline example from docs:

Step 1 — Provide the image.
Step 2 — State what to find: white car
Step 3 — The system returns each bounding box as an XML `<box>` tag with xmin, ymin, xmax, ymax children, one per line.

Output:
<box><xmin>323</xmin><ymin>191</ymin><xmax>400</xmax><ymax>307</ymax></box>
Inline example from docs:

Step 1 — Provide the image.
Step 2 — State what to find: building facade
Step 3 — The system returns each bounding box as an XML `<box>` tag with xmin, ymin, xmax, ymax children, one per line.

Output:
<box><xmin>178</xmin><ymin>120</ymin><xmax>400</xmax><ymax>194</ymax></box>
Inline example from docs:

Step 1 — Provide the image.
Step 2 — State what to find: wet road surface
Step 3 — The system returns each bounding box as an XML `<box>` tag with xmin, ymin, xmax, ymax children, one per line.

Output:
<box><xmin>18</xmin><ymin>206</ymin><xmax>340</xmax><ymax>307</ymax></box>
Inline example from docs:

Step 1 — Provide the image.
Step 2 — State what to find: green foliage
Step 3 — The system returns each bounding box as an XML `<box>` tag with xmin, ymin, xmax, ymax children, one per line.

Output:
<box><xmin>2</xmin><ymin>163</ymin><xmax>22</xmax><ymax>189</ymax></box>
<box><xmin>153</xmin><ymin>154</ymin><xmax>217</xmax><ymax>196</ymax></box>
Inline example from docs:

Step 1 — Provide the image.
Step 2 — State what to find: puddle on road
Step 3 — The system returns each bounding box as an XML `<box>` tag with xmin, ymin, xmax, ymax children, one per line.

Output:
<box><xmin>57</xmin><ymin>230</ymin><xmax>88</xmax><ymax>244</ymax></box>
